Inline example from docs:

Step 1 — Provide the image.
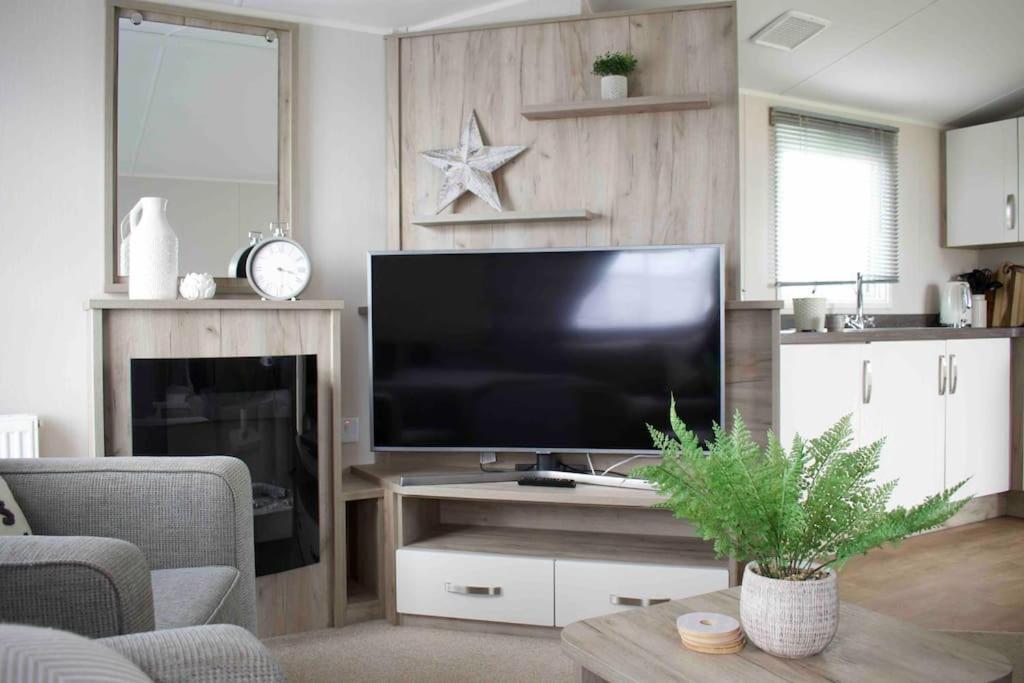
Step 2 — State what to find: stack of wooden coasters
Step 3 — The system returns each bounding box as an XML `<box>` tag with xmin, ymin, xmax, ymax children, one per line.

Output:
<box><xmin>676</xmin><ymin>612</ymin><xmax>746</xmax><ymax>654</ymax></box>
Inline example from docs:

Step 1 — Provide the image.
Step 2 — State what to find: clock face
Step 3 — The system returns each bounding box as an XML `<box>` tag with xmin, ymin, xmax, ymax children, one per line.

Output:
<box><xmin>247</xmin><ymin>238</ymin><xmax>311</xmax><ymax>300</ymax></box>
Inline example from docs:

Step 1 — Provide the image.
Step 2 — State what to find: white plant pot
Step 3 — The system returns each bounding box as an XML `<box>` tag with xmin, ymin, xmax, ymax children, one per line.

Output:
<box><xmin>971</xmin><ymin>294</ymin><xmax>987</xmax><ymax>328</ymax></box>
<box><xmin>740</xmin><ymin>563</ymin><xmax>838</xmax><ymax>658</ymax></box>
<box><xmin>600</xmin><ymin>75</ymin><xmax>628</xmax><ymax>100</ymax></box>
<box><xmin>128</xmin><ymin>196</ymin><xmax>179</xmax><ymax>300</ymax></box>
<box><xmin>792</xmin><ymin>297</ymin><xmax>828</xmax><ymax>332</ymax></box>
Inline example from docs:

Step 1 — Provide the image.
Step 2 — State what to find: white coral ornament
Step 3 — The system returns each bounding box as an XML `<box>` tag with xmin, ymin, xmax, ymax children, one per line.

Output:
<box><xmin>179</xmin><ymin>272</ymin><xmax>217</xmax><ymax>300</ymax></box>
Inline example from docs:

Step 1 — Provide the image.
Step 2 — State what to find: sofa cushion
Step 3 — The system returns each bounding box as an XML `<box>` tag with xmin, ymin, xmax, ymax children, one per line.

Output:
<box><xmin>0</xmin><ymin>475</ymin><xmax>31</xmax><ymax>536</ymax></box>
<box><xmin>151</xmin><ymin>566</ymin><xmax>243</xmax><ymax>631</ymax></box>
<box><xmin>0</xmin><ymin>623</ymin><xmax>151</xmax><ymax>682</ymax></box>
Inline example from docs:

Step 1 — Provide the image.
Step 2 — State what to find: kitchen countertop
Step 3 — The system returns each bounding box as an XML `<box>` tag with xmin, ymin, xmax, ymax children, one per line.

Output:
<box><xmin>781</xmin><ymin>326</ymin><xmax>1024</xmax><ymax>344</ymax></box>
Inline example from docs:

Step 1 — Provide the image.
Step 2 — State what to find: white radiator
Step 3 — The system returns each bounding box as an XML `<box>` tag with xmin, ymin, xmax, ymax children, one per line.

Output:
<box><xmin>0</xmin><ymin>415</ymin><xmax>40</xmax><ymax>458</ymax></box>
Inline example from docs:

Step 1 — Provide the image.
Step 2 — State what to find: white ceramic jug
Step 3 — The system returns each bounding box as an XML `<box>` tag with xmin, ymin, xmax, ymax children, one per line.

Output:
<box><xmin>128</xmin><ymin>197</ymin><xmax>179</xmax><ymax>300</ymax></box>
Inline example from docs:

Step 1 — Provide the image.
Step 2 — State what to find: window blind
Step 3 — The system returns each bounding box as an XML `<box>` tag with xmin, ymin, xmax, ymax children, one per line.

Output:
<box><xmin>771</xmin><ymin>108</ymin><xmax>899</xmax><ymax>287</ymax></box>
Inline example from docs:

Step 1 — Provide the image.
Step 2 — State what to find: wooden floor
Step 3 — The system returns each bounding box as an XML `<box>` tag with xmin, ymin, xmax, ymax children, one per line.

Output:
<box><xmin>840</xmin><ymin>517</ymin><xmax>1024</xmax><ymax>632</ymax></box>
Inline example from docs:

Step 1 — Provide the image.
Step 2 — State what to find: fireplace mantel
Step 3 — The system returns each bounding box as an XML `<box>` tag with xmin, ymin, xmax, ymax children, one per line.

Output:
<box><xmin>86</xmin><ymin>298</ymin><xmax>345</xmax><ymax>637</ymax></box>
<box><xmin>86</xmin><ymin>298</ymin><xmax>344</xmax><ymax>311</ymax></box>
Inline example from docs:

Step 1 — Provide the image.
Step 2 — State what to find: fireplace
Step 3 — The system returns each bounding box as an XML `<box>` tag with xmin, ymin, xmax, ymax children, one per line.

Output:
<box><xmin>130</xmin><ymin>355</ymin><xmax>319</xmax><ymax>577</ymax></box>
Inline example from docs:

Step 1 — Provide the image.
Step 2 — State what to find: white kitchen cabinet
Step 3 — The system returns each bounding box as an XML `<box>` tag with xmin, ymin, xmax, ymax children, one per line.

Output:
<box><xmin>944</xmin><ymin>339</ymin><xmax>1011</xmax><ymax>498</ymax></box>
<box><xmin>945</xmin><ymin>118</ymin><xmax>1020</xmax><ymax>247</ymax></box>
<box><xmin>859</xmin><ymin>341</ymin><xmax>947</xmax><ymax>509</ymax></box>
<box><xmin>780</xmin><ymin>343</ymin><xmax>867</xmax><ymax>449</ymax></box>
<box><xmin>781</xmin><ymin>338</ymin><xmax>1010</xmax><ymax>509</ymax></box>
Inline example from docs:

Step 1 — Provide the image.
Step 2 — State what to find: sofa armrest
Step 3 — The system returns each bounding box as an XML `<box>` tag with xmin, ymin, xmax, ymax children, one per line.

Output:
<box><xmin>0</xmin><ymin>536</ymin><xmax>154</xmax><ymax>638</ymax></box>
<box><xmin>0</xmin><ymin>456</ymin><xmax>256</xmax><ymax>632</ymax></box>
<box><xmin>102</xmin><ymin>624</ymin><xmax>285</xmax><ymax>683</ymax></box>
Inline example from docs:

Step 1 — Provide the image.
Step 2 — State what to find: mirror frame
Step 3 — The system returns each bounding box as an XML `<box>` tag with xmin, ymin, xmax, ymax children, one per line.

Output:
<box><xmin>104</xmin><ymin>0</ymin><xmax>296</xmax><ymax>295</ymax></box>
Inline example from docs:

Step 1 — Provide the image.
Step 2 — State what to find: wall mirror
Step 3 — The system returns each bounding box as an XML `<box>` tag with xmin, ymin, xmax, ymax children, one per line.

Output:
<box><xmin>106</xmin><ymin>2</ymin><xmax>294</xmax><ymax>293</ymax></box>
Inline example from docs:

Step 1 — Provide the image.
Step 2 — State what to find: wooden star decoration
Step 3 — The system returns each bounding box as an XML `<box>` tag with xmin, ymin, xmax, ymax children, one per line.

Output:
<box><xmin>420</xmin><ymin>111</ymin><xmax>526</xmax><ymax>214</ymax></box>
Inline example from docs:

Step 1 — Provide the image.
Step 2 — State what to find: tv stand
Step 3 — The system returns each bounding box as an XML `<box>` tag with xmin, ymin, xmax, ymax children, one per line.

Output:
<box><xmin>352</xmin><ymin>462</ymin><xmax>740</xmax><ymax>634</ymax></box>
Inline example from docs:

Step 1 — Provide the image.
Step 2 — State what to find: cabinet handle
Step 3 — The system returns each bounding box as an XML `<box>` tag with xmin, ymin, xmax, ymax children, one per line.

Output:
<box><xmin>938</xmin><ymin>355</ymin><xmax>948</xmax><ymax>395</ymax></box>
<box><xmin>949</xmin><ymin>354</ymin><xmax>958</xmax><ymax>395</ymax></box>
<box><xmin>445</xmin><ymin>583</ymin><xmax>501</xmax><ymax>596</ymax></box>
<box><xmin>610</xmin><ymin>595</ymin><xmax>670</xmax><ymax>607</ymax></box>
<box><xmin>862</xmin><ymin>359</ymin><xmax>872</xmax><ymax>404</ymax></box>
<box><xmin>1007</xmin><ymin>194</ymin><xmax>1017</xmax><ymax>232</ymax></box>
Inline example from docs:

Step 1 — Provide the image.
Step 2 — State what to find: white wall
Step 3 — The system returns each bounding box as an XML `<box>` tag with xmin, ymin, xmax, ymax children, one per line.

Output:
<box><xmin>0</xmin><ymin>0</ymin><xmax>106</xmax><ymax>456</ymax></box>
<box><xmin>740</xmin><ymin>91</ymin><xmax>981</xmax><ymax>313</ymax></box>
<box><xmin>294</xmin><ymin>24</ymin><xmax>386</xmax><ymax>465</ymax></box>
<box><xmin>977</xmin><ymin>246</ymin><xmax>1024</xmax><ymax>272</ymax></box>
<box><xmin>0</xmin><ymin>1</ymin><xmax>386</xmax><ymax>461</ymax></box>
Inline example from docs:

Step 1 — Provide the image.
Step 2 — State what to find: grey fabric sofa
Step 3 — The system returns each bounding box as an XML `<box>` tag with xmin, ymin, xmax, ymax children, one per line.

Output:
<box><xmin>0</xmin><ymin>623</ymin><xmax>284</xmax><ymax>682</ymax></box>
<box><xmin>0</xmin><ymin>457</ymin><xmax>257</xmax><ymax>637</ymax></box>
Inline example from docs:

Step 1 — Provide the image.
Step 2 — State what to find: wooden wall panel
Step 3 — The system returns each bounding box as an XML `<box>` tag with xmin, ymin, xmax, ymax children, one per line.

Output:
<box><xmin>393</xmin><ymin>5</ymin><xmax>740</xmax><ymax>297</ymax></box>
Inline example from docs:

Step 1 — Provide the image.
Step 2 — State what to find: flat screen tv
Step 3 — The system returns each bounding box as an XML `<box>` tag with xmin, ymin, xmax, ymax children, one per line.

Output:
<box><xmin>368</xmin><ymin>245</ymin><xmax>723</xmax><ymax>453</ymax></box>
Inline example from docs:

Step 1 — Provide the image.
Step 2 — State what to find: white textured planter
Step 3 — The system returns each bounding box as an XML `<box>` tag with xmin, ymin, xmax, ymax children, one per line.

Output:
<box><xmin>601</xmin><ymin>75</ymin><xmax>628</xmax><ymax>100</ymax></box>
<box><xmin>792</xmin><ymin>297</ymin><xmax>827</xmax><ymax>332</ymax></box>
<box><xmin>740</xmin><ymin>563</ymin><xmax>838</xmax><ymax>658</ymax></box>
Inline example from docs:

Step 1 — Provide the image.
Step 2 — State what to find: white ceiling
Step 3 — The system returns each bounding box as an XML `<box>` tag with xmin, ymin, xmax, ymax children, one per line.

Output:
<box><xmin>171</xmin><ymin>0</ymin><xmax>581</xmax><ymax>33</ymax></box>
<box><xmin>736</xmin><ymin>0</ymin><xmax>1024</xmax><ymax>126</ymax></box>
<box><xmin>157</xmin><ymin>0</ymin><xmax>1024</xmax><ymax>127</ymax></box>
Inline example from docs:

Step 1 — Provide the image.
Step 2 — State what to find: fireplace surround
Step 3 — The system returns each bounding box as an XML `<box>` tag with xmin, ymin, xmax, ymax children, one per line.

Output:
<box><xmin>87</xmin><ymin>298</ymin><xmax>344</xmax><ymax>637</ymax></box>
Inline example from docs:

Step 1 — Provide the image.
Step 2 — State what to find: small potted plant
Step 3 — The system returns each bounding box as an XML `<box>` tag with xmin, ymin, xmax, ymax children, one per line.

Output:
<box><xmin>592</xmin><ymin>51</ymin><xmax>637</xmax><ymax>100</ymax></box>
<box><xmin>634</xmin><ymin>404</ymin><xmax>968</xmax><ymax>659</ymax></box>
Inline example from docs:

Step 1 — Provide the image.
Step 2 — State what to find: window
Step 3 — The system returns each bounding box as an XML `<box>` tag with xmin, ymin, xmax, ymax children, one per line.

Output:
<box><xmin>770</xmin><ymin>108</ymin><xmax>898</xmax><ymax>307</ymax></box>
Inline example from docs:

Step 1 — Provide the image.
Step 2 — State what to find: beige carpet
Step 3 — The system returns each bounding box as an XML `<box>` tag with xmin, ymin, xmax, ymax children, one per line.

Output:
<box><xmin>264</xmin><ymin>620</ymin><xmax>575</xmax><ymax>682</ymax></box>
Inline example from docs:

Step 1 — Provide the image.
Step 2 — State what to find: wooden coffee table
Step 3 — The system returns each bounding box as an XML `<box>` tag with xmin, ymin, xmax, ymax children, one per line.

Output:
<box><xmin>561</xmin><ymin>587</ymin><xmax>1012</xmax><ymax>682</ymax></box>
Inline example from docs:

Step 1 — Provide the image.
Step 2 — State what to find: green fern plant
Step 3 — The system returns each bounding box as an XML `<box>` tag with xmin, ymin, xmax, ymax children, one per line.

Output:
<box><xmin>592</xmin><ymin>51</ymin><xmax>638</xmax><ymax>77</ymax></box>
<box><xmin>633</xmin><ymin>402</ymin><xmax>970</xmax><ymax>580</ymax></box>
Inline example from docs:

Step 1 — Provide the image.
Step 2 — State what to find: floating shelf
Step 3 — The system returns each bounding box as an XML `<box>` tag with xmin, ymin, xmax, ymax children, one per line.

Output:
<box><xmin>521</xmin><ymin>93</ymin><xmax>710</xmax><ymax>120</ymax></box>
<box><xmin>411</xmin><ymin>209</ymin><xmax>593</xmax><ymax>226</ymax></box>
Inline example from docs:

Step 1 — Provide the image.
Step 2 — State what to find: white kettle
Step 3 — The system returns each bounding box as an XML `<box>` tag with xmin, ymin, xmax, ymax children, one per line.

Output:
<box><xmin>939</xmin><ymin>281</ymin><xmax>972</xmax><ymax>328</ymax></box>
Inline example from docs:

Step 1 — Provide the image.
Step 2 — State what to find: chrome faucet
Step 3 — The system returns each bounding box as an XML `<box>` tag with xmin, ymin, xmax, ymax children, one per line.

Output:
<box><xmin>844</xmin><ymin>272</ymin><xmax>875</xmax><ymax>330</ymax></box>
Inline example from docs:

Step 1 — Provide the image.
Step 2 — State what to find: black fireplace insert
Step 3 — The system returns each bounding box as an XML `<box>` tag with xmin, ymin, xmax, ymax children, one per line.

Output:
<box><xmin>130</xmin><ymin>355</ymin><xmax>319</xmax><ymax>577</ymax></box>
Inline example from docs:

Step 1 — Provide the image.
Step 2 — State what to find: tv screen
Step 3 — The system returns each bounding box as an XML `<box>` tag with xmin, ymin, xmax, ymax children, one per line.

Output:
<box><xmin>369</xmin><ymin>246</ymin><xmax>723</xmax><ymax>452</ymax></box>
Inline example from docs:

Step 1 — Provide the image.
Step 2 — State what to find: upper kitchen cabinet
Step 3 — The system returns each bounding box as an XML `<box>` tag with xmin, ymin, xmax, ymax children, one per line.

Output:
<box><xmin>945</xmin><ymin>118</ymin><xmax>1021</xmax><ymax>247</ymax></box>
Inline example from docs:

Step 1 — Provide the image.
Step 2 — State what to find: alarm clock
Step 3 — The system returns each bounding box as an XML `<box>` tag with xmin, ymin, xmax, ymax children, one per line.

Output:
<box><xmin>245</xmin><ymin>225</ymin><xmax>311</xmax><ymax>301</ymax></box>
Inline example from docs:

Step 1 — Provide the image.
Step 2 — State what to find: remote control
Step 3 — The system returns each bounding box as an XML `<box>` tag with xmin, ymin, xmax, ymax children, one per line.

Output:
<box><xmin>518</xmin><ymin>476</ymin><xmax>576</xmax><ymax>488</ymax></box>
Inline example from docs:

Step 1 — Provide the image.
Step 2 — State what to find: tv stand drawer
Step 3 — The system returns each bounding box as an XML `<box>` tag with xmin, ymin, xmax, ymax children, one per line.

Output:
<box><xmin>396</xmin><ymin>548</ymin><xmax>554</xmax><ymax>626</ymax></box>
<box><xmin>554</xmin><ymin>559</ymin><xmax>729</xmax><ymax>627</ymax></box>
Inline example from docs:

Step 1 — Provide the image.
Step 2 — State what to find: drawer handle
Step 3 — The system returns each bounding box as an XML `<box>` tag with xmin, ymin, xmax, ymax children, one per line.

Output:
<box><xmin>445</xmin><ymin>583</ymin><xmax>501</xmax><ymax>596</ymax></box>
<box><xmin>610</xmin><ymin>595</ymin><xmax>670</xmax><ymax>607</ymax></box>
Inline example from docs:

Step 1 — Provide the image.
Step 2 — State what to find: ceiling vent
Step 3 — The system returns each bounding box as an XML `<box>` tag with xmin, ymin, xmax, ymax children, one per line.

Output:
<box><xmin>751</xmin><ymin>11</ymin><xmax>830</xmax><ymax>52</ymax></box>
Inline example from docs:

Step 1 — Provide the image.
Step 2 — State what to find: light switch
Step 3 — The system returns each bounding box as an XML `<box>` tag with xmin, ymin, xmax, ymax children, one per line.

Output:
<box><xmin>341</xmin><ymin>417</ymin><xmax>359</xmax><ymax>443</ymax></box>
